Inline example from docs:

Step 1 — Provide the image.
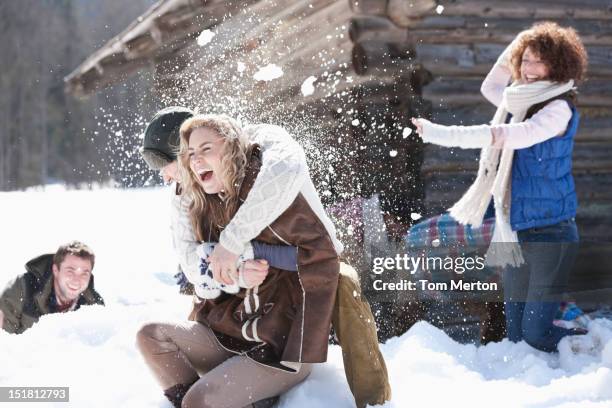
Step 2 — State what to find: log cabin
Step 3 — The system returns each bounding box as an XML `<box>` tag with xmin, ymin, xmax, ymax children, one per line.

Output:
<box><xmin>66</xmin><ymin>0</ymin><xmax>612</xmax><ymax>341</ymax></box>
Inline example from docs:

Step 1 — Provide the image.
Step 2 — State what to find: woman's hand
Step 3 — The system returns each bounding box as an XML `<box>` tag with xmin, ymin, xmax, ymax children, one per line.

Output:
<box><xmin>209</xmin><ymin>244</ymin><xmax>240</xmax><ymax>285</ymax></box>
<box><xmin>411</xmin><ymin>117</ymin><xmax>424</xmax><ymax>136</ymax></box>
<box><xmin>241</xmin><ymin>259</ymin><xmax>269</xmax><ymax>288</ymax></box>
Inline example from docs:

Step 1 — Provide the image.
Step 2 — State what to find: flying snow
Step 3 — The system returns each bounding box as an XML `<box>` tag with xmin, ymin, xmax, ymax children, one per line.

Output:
<box><xmin>253</xmin><ymin>64</ymin><xmax>284</xmax><ymax>81</ymax></box>
<box><xmin>301</xmin><ymin>76</ymin><xmax>317</xmax><ymax>97</ymax></box>
<box><xmin>196</xmin><ymin>29</ymin><xmax>215</xmax><ymax>46</ymax></box>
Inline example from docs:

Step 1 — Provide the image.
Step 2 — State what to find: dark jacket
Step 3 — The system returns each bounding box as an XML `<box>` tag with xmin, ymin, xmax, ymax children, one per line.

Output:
<box><xmin>189</xmin><ymin>145</ymin><xmax>340</xmax><ymax>370</ymax></box>
<box><xmin>0</xmin><ymin>254</ymin><xmax>104</xmax><ymax>334</ymax></box>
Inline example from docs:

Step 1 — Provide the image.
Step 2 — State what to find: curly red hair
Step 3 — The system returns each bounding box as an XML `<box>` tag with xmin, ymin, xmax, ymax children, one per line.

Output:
<box><xmin>509</xmin><ymin>22</ymin><xmax>588</xmax><ymax>83</ymax></box>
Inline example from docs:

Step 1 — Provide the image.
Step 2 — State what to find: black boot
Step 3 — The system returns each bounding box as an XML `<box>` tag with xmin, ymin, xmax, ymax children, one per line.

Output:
<box><xmin>163</xmin><ymin>383</ymin><xmax>192</xmax><ymax>408</ymax></box>
<box><xmin>252</xmin><ymin>395</ymin><xmax>280</xmax><ymax>408</ymax></box>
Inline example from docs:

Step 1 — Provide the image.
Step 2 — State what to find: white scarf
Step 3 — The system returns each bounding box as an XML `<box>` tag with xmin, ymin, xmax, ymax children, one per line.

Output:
<box><xmin>448</xmin><ymin>79</ymin><xmax>575</xmax><ymax>267</ymax></box>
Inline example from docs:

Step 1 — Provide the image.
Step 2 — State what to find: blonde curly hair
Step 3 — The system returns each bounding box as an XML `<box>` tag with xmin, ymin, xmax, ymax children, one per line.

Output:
<box><xmin>178</xmin><ymin>114</ymin><xmax>249</xmax><ymax>241</ymax></box>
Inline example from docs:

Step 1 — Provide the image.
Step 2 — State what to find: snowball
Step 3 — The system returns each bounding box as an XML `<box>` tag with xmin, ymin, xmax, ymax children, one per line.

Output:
<box><xmin>253</xmin><ymin>64</ymin><xmax>283</xmax><ymax>81</ymax></box>
<box><xmin>411</xmin><ymin>212</ymin><xmax>422</xmax><ymax>221</ymax></box>
<box><xmin>436</xmin><ymin>5</ymin><xmax>445</xmax><ymax>14</ymax></box>
<box><xmin>351</xmin><ymin>119</ymin><xmax>360</xmax><ymax>126</ymax></box>
<box><xmin>389</xmin><ymin>150</ymin><xmax>398</xmax><ymax>157</ymax></box>
<box><xmin>196</xmin><ymin>29</ymin><xmax>215</xmax><ymax>46</ymax></box>
<box><xmin>301</xmin><ymin>76</ymin><xmax>317</xmax><ymax>96</ymax></box>
<box><xmin>403</xmin><ymin>127</ymin><xmax>413</xmax><ymax>138</ymax></box>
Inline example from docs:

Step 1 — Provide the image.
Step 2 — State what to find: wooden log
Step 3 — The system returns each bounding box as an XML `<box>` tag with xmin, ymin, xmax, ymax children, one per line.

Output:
<box><xmin>387</xmin><ymin>0</ymin><xmax>436</xmax><ymax>27</ymax></box>
<box><xmin>352</xmin><ymin>77</ymin><xmax>414</xmax><ymax>101</ymax></box>
<box><xmin>424</xmin><ymin>186</ymin><xmax>612</xmax><ymax>205</ymax></box>
<box><xmin>65</xmin><ymin>56</ymin><xmax>150</xmax><ymax>97</ymax></box>
<box><xmin>352</xmin><ymin>40</ymin><xmax>415</xmax><ymax>75</ymax></box>
<box><xmin>348</xmin><ymin>0</ymin><xmax>389</xmax><ymax>15</ymax></box>
<box><xmin>185</xmin><ymin>0</ymin><xmax>351</xmax><ymax>92</ymax></box>
<box><xmin>429</xmin><ymin>0</ymin><xmax>612</xmax><ymax>22</ymax></box>
<box><xmin>411</xmin><ymin>16</ymin><xmax>612</xmax><ymax>46</ymax></box>
<box><xmin>415</xmin><ymin>43</ymin><xmax>612</xmax><ymax>78</ymax></box>
<box><xmin>424</xmin><ymin>76</ymin><xmax>612</xmax><ymax>112</ymax></box>
<box><xmin>349</xmin><ymin>15</ymin><xmax>407</xmax><ymax>43</ymax></box>
<box><xmin>421</xmin><ymin>159</ymin><xmax>612</xmax><ymax>176</ymax></box>
<box><xmin>212</xmin><ymin>0</ymin><xmax>338</xmax><ymax>58</ymax></box>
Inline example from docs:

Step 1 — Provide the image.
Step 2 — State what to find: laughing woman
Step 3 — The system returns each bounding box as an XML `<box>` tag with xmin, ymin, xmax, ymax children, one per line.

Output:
<box><xmin>138</xmin><ymin>114</ymin><xmax>342</xmax><ymax>408</ymax></box>
<box><xmin>412</xmin><ymin>22</ymin><xmax>588</xmax><ymax>352</ymax></box>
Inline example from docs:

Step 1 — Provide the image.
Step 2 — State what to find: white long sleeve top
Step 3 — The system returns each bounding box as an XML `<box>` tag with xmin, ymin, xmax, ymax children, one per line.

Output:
<box><xmin>169</xmin><ymin>124</ymin><xmax>343</xmax><ymax>283</ymax></box>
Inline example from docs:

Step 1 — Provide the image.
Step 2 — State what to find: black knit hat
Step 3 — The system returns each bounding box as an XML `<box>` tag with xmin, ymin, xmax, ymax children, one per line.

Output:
<box><xmin>140</xmin><ymin>106</ymin><xmax>195</xmax><ymax>170</ymax></box>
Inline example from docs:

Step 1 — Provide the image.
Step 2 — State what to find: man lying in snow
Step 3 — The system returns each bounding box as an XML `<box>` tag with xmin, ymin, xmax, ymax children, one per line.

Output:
<box><xmin>0</xmin><ymin>241</ymin><xmax>104</xmax><ymax>334</ymax></box>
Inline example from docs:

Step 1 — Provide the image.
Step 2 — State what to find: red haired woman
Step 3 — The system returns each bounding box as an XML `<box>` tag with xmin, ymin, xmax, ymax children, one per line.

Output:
<box><xmin>412</xmin><ymin>22</ymin><xmax>589</xmax><ymax>352</ymax></box>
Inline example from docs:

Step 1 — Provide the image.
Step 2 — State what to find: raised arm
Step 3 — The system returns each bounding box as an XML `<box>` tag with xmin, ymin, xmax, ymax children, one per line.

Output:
<box><xmin>480</xmin><ymin>57</ymin><xmax>512</xmax><ymax>107</ymax></box>
<box><xmin>481</xmin><ymin>31</ymin><xmax>532</xmax><ymax>106</ymax></box>
<box><xmin>219</xmin><ymin>124</ymin><xmax>308</xmax><ymax>255</ymax></box>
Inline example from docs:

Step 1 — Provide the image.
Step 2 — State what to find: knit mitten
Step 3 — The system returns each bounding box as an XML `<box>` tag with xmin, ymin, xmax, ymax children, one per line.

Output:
<box><xmin>195</xmin><ymin>242</ymin><xmax>237</xmax><ymax>297</ymax></box>
<box><xmin>194</xmin><ymin>242</ymin><xmax>256</xmax><ymax>299</ymax></box>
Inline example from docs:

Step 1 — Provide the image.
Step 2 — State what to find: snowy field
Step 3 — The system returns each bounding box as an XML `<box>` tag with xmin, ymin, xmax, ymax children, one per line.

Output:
<box><xmin>1</xmin><ymin>186</ymin><xmax>611</xmax><ymax>408</ymax></box>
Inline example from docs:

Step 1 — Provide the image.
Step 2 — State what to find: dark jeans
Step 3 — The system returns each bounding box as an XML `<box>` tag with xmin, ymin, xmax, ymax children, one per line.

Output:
<box><xmin>503</xmin><ymin>218</ymin><xmax>580</xmax><ymax>352</ymax></box>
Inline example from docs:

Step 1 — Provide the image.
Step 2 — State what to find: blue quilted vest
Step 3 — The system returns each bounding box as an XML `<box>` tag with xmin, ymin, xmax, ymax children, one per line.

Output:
<box><xmin>510</xmin><ymin>96</ymin><xmax>579</xmax><ymax>231</ymax></box>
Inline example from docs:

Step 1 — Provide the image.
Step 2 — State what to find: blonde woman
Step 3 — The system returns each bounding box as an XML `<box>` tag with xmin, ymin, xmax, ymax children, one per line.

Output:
<box><xmin>137</xmin><ymin>114</ymin><xmax>340</xmax><ymax>408</ymax></box>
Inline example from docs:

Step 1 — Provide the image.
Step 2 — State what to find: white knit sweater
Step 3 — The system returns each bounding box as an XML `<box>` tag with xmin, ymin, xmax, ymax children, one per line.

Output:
<box><xmin>169</xmin><ymin>124</ymin><xmax>344</xmax><ymax>284</ymax></box>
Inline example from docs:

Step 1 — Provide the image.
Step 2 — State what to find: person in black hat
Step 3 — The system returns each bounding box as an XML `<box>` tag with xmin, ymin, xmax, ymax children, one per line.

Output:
<box><xmin>139</xmin><ymin>107</ymin><xmax>309</xmax><ymax>298</ymax></box>
<box><xmin>140</xmin><ymin>106</ymin><xmax>195</xmax><ymax>184</ymax></box>
<box><xmin>140</xmin><ymin>107</ymin><xmax>196</xmax><ymax>294</ymax></box>
<box><xmin>139</xmin><ymin>108</ymin><xmax>314</xmax><ymax>408</ymax></box>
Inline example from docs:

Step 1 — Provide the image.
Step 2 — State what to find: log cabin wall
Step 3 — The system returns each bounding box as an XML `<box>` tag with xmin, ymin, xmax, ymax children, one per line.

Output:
<box><xmin>66</xmin><ymin>0</ymin><xmax>612</xmax><ymax>257</ymax></box>
<box><xmin>348</xmin><ymin>2</ymin><xmax>433</xmax><ymax>225</ymax></box>
<box><xmin>167</xmin><ymin>0</ymin><xmax>434</xmax><ymax>217</ymax></box>
<box><xmin>349</xmin><ymin>0</ymin><xmax>612</xmax><ymax>247</ymax></box>
<box><xmin>66</xmin><ymin>0</ymin><xmax>432</xmax><ymax>218</ymax></box>
<box><xmin>167</xmin><ymin>0</ymin><xmax>362</xmax><ymax>201</ymax></box>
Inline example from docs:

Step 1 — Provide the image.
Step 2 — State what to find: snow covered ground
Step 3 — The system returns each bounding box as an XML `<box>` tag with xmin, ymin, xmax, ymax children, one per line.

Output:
<box><xmin>1</xmin><ymin>186</ymin><xmax>611</xmax><ymax>408</ymax></box>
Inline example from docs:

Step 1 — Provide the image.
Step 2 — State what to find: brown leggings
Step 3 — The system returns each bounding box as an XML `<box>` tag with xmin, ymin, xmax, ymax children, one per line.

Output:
<box><xmin>136</xmin><ymin>321</ymin><xmax>311</xmax><ymax>408</ymax></box>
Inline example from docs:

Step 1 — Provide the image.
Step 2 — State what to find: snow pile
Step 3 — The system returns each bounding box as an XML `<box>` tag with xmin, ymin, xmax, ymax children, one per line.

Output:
<box><xmin>1</xmin><ymin>187</ymin><xmax>611</xmax><ymax>407</ymax></box>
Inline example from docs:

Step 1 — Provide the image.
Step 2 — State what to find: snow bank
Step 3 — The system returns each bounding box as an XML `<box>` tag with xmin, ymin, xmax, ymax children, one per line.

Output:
<box><xmin>1</xmin><ymin>188</ymin><xmax>611</xmax><ymax>407</ymax></box>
